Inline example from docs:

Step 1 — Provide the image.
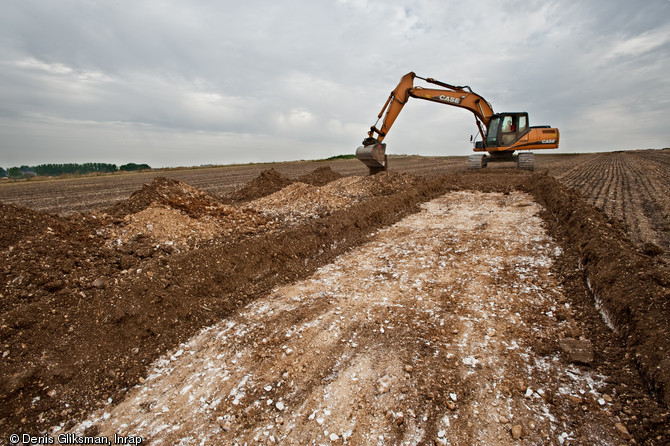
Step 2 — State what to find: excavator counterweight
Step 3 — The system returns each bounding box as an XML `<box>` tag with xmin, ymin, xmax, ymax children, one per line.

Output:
<box><xmin>356</xmin><ymin>72</ymin><xmax>559</xmax><ymax>174</ymax></box>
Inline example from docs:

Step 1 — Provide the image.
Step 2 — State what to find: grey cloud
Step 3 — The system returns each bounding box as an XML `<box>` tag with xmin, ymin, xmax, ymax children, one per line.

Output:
<box><xmin>1</xmin><ymin>0</ymin><xmax>669</xmax><ymax>168</ymax></box>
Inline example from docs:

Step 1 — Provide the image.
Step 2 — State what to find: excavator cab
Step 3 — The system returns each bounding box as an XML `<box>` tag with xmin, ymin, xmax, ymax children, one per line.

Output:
<box><xmin>469</xmin><ymin>112</ymin><xmax>535</xmax><ymax>170</ymax></box>
<box><xmin>470</xmin><ymin>111</ymin><xmax>558</xmax><ymax>170</ymax></box>
<box><xmin>485</xmin><ymin>113</ymin><xmax>529</xmax><ymax>148</ymax></box>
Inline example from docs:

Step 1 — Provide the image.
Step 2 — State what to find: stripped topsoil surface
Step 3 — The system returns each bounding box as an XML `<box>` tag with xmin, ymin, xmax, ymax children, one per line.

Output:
<box><xmin>1</xmin><ymin>168</ymin><xmax>669</xmax><ymax>444</ymax></box>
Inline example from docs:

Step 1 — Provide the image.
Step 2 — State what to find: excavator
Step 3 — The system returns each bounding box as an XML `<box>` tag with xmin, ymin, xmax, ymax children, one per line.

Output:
<box><xmin>356</xmin><ymin>72</ymin><xmax>559</xmax><ymax>174</ymax></box>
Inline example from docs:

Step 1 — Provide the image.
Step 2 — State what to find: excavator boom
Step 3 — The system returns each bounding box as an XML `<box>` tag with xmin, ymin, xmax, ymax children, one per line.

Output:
<box><xmin>367</xmin><ymin>72</ymin><xmax>493</xmax><ymax>143</ymax></box>
<box><xmin>356</xmin><ymin>72</ymin><xmax>559</xmax><ymax>174</ymax></box>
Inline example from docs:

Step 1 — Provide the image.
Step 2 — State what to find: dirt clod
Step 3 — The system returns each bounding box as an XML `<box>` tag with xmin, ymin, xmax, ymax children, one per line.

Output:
<box><xmin>615</xmin><ymin>422</ymin><xmax>632</xmax><ymax>440</ymax></box>
<box><xmin>559</xmin><ymin>338</ymin><xmax>594</xmax><ymax>364</ymax></box>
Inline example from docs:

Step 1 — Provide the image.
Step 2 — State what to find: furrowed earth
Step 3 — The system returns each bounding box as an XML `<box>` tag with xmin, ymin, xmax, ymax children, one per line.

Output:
<box><xmin>0</xmin><ymin>151</ymin><xmax>668</xmax><ymax>445</ymax></box>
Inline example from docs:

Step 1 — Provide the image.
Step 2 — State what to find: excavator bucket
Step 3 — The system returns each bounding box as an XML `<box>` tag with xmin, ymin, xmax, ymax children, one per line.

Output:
<box><xmin>356</xmin><ymin>142</ymin><xmax>387</xmax><ymax>175</ymax></box>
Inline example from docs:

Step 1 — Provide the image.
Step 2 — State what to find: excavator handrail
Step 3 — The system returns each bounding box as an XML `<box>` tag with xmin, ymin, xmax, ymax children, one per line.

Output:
<box><xmin>417</xmin><ymin>75</ymin><xmax>474</xmax><ymax>93</ymax></box>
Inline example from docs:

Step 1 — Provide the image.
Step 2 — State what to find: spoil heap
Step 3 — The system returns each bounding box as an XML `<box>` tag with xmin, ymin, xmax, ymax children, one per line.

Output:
<box><xmin>297</xmin><ymin>165</ymin><xmax>343</xmax><ymax>186</ymax></box>
<box><xmin>248</xmin><ymin>182</ymin><xmax>350</xmax><ymax>223</ymax></box>
<box><xmin>104</xmin><ymin>177</ymin><xmax>222</xmax><ymax>217</ymax></box>
<box><xmin>101</xmin><ymin>178</ymin><xmax>269</xmax><ymax>250</ymax></box>
<box><xmin>226</xmin><ymin>168</ymin><xmax>293</xmax><ymax>203</ymax></box>
<box><xmin>247</xmin><ymin>171</ymin><xmax>423</xmax><ymax>224</ymax></box>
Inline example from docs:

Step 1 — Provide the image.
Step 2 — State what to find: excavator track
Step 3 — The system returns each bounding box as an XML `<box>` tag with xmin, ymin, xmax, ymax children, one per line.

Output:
<box><xmin>467</xmin><ymin>154</ymin><xmax>486</xmax><ymax>170</ymax></box>
<box><xmin>518</xmin><ymin>152</ymin><xmax>535</xmax><ymax>171</ymax></box>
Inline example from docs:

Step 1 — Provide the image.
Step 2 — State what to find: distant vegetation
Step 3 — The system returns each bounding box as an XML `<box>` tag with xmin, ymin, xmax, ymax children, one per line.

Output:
<box><xmin>33</xmin><ymin>163</ymin><xmax>119</xmax><ymax>176</ymax></box>
<box><xmin>326</xmin><ymin>154</ymin><xmax>357</xmax><ymax>160</ymax></box>
<box><xmin>119</xmin><ymin>163</ymin><xmax>151</xmax><ymax>171</ymax></box>
<box><xmin>0</xmin><ymin>162</ymin><xmax>152</xmax><ymax>179</ymax></box>
<box><xmin>8</xmin><ymin>166</ymin><xmax>36</xmax><ymax>178</ymax></box>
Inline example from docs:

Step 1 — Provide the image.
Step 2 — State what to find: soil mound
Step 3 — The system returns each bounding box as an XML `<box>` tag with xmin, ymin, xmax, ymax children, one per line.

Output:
<box><xmin>227</xmin><ymin>169</ymin><xmax>292</xmax><ymax>203</ymax></box>
<box><xmin>248</xmin><ymin>182</ymin><xmax>351</xmax><ymax>223</ymax></box>
<box><xmin>105</xmin><ymin>177</ymin><xmax>225</xmax><ymax>218</ymax></box>
<box><xmin>292</xmin><ymin>171</ymin><xmax>426</xmax><ymax>204</ymax></box>
<box><xmin>319</xmin><ymin>176</ymin><xmax>369</xmax><ymax>201</ymax></box>
<box><xmin>359</xmin><ymin>170</ymin><xmax>423</xmax><ymax>196</ymax></box>
<box><xmin>101</xmin><ymin>178</ymin><xmax>269</xmax><ymax>250</ymax></box>
<box><xmin>296</xmin><ymin>166</ymin><xmax>343</xmax><ymax>186</ymax></box>
<box><xmin>247</xmin><ymin>171</ymin><xmax>423</xmax><ymax>223</ymax></box>
<box><xmin>108</xmin><ymin>204</ymin><xmax>269</xmax><ymax>250</ymax></box>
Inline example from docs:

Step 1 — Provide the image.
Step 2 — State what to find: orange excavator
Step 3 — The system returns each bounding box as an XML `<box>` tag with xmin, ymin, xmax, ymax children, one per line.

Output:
<box><xmin>356</xmin><ymin>72</ymin><xmax>559</xmax><ymax>174</ymax></box>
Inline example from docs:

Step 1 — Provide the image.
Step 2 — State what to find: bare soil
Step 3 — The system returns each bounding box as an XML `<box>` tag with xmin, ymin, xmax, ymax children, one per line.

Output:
<box><xmin>555</xmin><ymin>150</ymin><xmax>670</xmax><ymax>260</ymax></box>
<box><xmin>1</xmin><ymin>150</ymin><xmax>669</xmax><ymax>445</ymax></box>
<box><xmin>68</xmin><ymin>191</ymin><xmax>641</xmax><ymax>445</ymax></box>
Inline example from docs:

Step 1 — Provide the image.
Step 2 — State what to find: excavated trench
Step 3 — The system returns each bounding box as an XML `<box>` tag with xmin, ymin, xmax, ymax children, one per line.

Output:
<box><xmin>1</xmin><ymin>169</ymin><xmax>668</xmax><ymax>444</ymax></box>
<box><xmin>67</xmin><ymin>190</ymin><xmax>627</xmax><ymax>444</ymax></box>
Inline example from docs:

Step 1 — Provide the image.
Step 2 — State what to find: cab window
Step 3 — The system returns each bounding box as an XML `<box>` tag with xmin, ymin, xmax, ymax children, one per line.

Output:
<box><xmin>486</xmin><ymin>117</ymin><xmax>500</xmax><ymax>145</ymax></box>
<box><xmin>518</xmin><ymin>115</ymin><xmax>527</xmax><ymax>132</ymax></box>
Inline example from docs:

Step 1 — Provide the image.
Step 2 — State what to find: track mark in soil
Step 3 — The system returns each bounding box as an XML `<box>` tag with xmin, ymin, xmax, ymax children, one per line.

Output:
<box><xmin>64</xmin><ymin>191</ymin><xmax>628</xmax><ymax>445</ymax></box>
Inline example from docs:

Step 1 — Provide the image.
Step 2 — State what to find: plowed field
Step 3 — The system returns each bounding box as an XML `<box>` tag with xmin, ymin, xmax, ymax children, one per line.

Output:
<box><xmin>1</xmin><ymin>150</ymin><xmax>669</xmax><ymax>445</ymax></box>
<box><xmin>555</xmin><ymin>150</ymin><xmax>670</xmax><ymax>259</ymax></box>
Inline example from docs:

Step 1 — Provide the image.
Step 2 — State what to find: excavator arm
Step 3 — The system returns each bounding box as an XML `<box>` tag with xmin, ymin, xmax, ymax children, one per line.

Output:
<box><xmin>357</xmin><ymin>72</ymin><xmax>494</xmax><ymax>173</ymax></box>
<box><xmin>366</xmin><ymin>72</ymin><xmax>494</xmax><ymax>144</ymax></box>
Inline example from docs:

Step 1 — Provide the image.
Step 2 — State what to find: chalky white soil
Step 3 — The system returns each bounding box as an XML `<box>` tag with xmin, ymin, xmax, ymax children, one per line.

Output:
<box><xmin>64</xmin><ymin>191</ymin><xmax>627</xmax><ymax>445</ymax></box>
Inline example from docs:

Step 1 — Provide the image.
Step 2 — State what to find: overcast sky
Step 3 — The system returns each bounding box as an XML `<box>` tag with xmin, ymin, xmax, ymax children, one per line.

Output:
<box><xmin>1</xmin><ymin>0</ymin><xmax>669</xmax><ymax>168</ymax></box>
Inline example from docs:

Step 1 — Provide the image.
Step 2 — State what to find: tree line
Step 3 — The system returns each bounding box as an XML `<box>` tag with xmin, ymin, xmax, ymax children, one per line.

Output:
<box><xmin>0</xmin><ymin>163</ymin><xmax>151</xmax><ymax>178</ymax></box>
